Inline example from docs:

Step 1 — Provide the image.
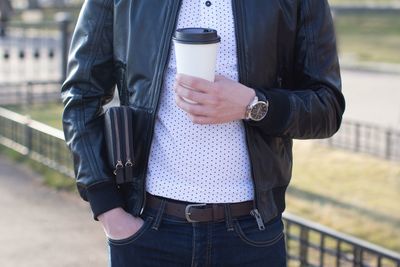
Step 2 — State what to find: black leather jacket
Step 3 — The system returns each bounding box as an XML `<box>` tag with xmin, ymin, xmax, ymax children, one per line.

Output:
<box><xmin>62</xmin><ymin>0</ymin><xmax>345</xmax><ymax>223</ymax></box>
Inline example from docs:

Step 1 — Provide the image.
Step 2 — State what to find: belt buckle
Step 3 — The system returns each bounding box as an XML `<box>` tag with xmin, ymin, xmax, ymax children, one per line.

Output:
<box><xmin>185</xmin><ymin>203</ymin><xmax>207</xmax><ymax>223</ymax></box>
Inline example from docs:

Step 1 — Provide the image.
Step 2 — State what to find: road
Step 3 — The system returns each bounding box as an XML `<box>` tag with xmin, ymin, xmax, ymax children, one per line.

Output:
<box><xmin>342</xmin><ymin>69</ymin><xmax>400</xmax><ymax>129</ymax></box>
<box><xmin>0</xmin><ymin>155</ymin><xmax>107</xmax><ymax>267</ymax></box>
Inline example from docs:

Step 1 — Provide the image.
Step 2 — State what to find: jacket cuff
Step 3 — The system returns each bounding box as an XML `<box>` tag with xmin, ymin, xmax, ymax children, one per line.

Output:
<box><xmin>86</xmin><ymin>182</ymin><xmax>125</xmax><ymax>220</ymax></box>
<box><xmin>246</xmin><ymin>88</ymin><xmax>291</xmax><ymax>136</ymax></box>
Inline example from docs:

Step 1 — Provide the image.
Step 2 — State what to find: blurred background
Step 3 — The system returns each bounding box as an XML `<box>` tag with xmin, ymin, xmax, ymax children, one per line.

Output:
<box><xmin>0</xmin><ymin>0</ymin><xmax>399</xmax><ymax>266</ymax></box>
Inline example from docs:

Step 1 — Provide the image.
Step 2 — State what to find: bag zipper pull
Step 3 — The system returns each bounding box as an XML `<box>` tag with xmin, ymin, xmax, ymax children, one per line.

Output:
<box><xmin>114</xmin><ymin>160</ymin><xmax>124</xmax><ymax>184</ymax></box>
<box><xmin>124</xmin><ymin>159</ymin><xmax>134</xmax><ymax>183</ymax></box>
<box><xmin>250</xmin><ymin>209</ymin><xmax>265</xmax><ymax>231</ymax></box>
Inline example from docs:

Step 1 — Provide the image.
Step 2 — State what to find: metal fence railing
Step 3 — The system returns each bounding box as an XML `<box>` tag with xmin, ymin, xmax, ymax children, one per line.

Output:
<box><xmin>284</xmin><ymin>213</ymin><xmax>400</xmax><ymax>267</ymax></box>
<box><xmin>321</xmin><ymin>120</ymin><xmax>400</xmax><ymax>161</ymax></box>
<box><xmin>0</xmin><ymin>107</ymin><xmax>399</xmax><ymax>267</ymax></box>
<box><xmin>0</xmin><ymin>106</ymin><xmax>73</xmax><ymax>177</ymax></box>
<box><xmin>0</xmin><ymin>80</ymin><xmax>61</xmax><ymax>105</ymax></box>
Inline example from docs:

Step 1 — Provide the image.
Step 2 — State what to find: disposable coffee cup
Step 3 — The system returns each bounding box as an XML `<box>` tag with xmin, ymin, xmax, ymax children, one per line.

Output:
<box><xmin>173</xmin><ymin>28</ymin><xmax>220</xmax><ymax>103</ymax></box>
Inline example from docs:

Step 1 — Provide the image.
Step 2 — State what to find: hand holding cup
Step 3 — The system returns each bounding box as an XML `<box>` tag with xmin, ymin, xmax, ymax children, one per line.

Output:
<box><xmin>173</xmin><ymin>28</ymin><xmax>220</xmax><ymax>103</ymax></box>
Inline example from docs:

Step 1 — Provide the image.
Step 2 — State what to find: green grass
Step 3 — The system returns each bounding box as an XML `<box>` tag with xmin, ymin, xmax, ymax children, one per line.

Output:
<box><xmin>334</xmin><ymin>12</ymin><xmax>400</xmax><ymax>64</ymax></box>
<box><xmin>0</xmin><ymin>104</ymin><xmax>74</xmax><ymax>190</ymax></box>
<box><xmin>0</xmin><ymin>144</ymin><xmax>76</xmax><ymax>191</ymax></box>
<box><xmin>288</xmin><ymin>141</ymin><xmax>400</xmax><ymax>252</ymax></box>
<box><xmin>3</xmin><ymin>103</ymin><xmax>400</xmax><ymax>251</ymax></box>
<box><xmin>4</xmin><ymin>102</ymin><xmax>64</xmax><ymax>129</ymax></box>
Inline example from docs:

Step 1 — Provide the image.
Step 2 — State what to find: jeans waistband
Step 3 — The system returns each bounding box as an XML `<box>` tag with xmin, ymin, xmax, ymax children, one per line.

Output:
<box><xmin>143</xmin><ymin>192</ymin><xmax>256</xmax><ymax>230</ymax></box>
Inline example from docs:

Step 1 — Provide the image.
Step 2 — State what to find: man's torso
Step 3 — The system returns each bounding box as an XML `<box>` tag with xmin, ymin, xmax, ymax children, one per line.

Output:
<box><xmin>146</xmin><ymin>0</ymin><xmax>254</xmax><ymax>203</ymax></box>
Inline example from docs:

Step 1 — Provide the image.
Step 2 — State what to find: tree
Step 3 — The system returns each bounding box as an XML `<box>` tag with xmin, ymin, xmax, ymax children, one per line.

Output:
<box><xmin>28</xmin><ymin>0</ymin><xmax>39</xmax><ymax>9</ymax></box>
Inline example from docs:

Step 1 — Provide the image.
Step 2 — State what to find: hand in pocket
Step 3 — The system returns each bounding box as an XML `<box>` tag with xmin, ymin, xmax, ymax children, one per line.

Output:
<box><xmin>98</xmin><ymin>207</ymin><xmax>144</xmax><ymax>240</ymax></box>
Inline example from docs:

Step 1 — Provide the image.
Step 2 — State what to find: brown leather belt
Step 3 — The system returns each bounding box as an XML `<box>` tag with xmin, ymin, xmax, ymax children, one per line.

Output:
<box><xmin>146</xmin><ymin>193</ymin><xmax>254</xmax><ymax>223</ymax></box>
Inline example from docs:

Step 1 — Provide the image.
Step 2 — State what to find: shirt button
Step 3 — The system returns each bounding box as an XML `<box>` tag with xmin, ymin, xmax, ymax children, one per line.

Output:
<box><xmin>205</xmin><ymin>1</ymin><xmax>212</xmax><ymax>7</ymax></box>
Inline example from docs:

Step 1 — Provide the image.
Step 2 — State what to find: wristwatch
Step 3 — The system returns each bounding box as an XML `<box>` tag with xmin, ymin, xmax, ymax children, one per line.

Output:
<box><xmin>244</xmin><ymin>95</ymin><xmax>269</xmax><ymax>121</ymax></box>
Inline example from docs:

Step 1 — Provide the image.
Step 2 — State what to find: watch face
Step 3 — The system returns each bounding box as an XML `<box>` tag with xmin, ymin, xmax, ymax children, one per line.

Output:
<box><xmin>250</xmin><ymin>102</ymin><xmax>268</xmax><ymax>121</ymax></box>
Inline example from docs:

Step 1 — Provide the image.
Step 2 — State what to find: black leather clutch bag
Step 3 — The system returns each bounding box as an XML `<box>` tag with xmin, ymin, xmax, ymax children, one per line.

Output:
<box><xmin>104</xmin><ymin>105</ymin><xmax>135</xmax><ymax>184</ymax></box>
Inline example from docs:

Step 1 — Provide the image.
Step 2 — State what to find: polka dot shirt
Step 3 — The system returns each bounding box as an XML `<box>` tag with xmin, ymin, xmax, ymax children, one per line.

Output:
<box><xmin>146</xmin><ymin>0</ymin><xmax>254</xmax><ymax>203</ymax></box>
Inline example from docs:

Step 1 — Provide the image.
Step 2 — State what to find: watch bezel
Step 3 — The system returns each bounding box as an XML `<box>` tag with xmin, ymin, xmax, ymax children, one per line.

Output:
<box><xmin>249</xmin><ymin>100</ymin><xmax>269</xmax><ymax>121</ymax></box>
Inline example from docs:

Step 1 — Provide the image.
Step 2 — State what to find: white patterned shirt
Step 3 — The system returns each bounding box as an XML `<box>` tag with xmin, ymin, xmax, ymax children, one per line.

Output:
<box><xmin>146</xmin><ymin>0</ymin><xmax>254</xmax><ymax>203</ymax></box>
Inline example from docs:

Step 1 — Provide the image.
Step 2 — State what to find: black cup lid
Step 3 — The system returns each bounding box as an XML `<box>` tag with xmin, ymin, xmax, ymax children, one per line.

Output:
<box><xmin>173</xmin><ymin>28</ymin><xmax>221</xmax><ymax>44</ymax></box>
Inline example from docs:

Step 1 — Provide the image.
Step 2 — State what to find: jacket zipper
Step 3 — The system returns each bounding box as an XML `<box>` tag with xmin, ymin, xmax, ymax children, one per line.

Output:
<box><xmin>232</xmin><ymin>0</ymin><xmax>265</xmax><ymax>230</ymax></box>
<box><xmin>120</xmin><ymin>63</ymin><xmax>128</xmax><ymax>106</ymax></box>
<box><xmin>139</xmin><ymin>0</ymin><xmax>183</xmax><ymax>215</ymax></box>
<box><xmin>250</xmin><ymin>209</ymin><xmax>266</xmax><ymax>231</ymax></box>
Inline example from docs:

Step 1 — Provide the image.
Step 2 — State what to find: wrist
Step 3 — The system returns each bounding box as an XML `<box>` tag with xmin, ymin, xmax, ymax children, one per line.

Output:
<box><xmin>98</xmin><ymin>207</ymin><xmax>125</xmax><ymax>225</ymax></box>
<box><xmin>242</xmin><ymin>87</ymin><xmax>256</xmax><ymax>119</ymax></box>
<box><xmin>244</xmin><ymin>89</ymin><xmax>269</xmax><ymax>121</ymax></box>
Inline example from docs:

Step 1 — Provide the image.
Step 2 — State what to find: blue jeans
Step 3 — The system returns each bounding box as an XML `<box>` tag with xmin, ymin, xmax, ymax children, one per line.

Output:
<box><xmin>108</xmin><ymin>203</ymin><xmax>286</xmax><ymax>267</ymax></box>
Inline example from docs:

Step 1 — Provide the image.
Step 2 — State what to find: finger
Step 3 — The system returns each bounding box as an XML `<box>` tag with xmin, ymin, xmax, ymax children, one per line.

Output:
<box><xmin>175</xmin><ymin>95</ymin><xmax>211</xmax><ymax>117</ymax></box>
<box><xmin>175</xmin><ymin>84</ymin><xmax>217</xmax><ymax>105</ymax></box>
<box><xmin>176</xmin><ymin>73</ymin><xmax>214</xmax><ymax>93</ymax></box>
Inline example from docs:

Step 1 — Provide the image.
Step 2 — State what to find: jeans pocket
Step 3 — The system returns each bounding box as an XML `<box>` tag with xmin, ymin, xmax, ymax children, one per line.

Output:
<box><xmin>107</xmin><ymin>216</ymin><xmax>154</xmax><ymax>246</ymax></box>
<box><xmin>233</xmin><ymin>215</ymin><xmax>284</xmax><ymax>247</ymax></box>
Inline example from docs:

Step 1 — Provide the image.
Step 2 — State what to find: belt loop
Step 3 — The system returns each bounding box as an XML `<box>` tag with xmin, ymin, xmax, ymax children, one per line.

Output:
<box><xmin>212</xmin><ymin>204</ymin><xmax>218</xmax><ymax>221</ymax></box>
<box><xmin>152</xmin><ymin>199</ymin><xmax>166</xmax><ymax>230</ymax></box>
<box><xmin>224</xmin><ymin>204</ymin><xmax>234</xmax><ymax>232</ymax></box>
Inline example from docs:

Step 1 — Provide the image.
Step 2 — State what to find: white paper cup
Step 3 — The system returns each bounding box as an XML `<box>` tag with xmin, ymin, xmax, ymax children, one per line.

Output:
<box><xmin>173</xmin><ymin>28</ymin><xmax>220</xmax><ymax>103</ymax></box>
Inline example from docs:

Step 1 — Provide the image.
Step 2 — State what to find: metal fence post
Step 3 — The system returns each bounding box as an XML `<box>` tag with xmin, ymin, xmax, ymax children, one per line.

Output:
<box><xmin>56</xmin><ymin>12</ymin><xmax>72</xmax><ymax>83</ymax></box>
<box><xmin>385</xmin><ymin>130</ymin><xmax>392</xmax><ymax>160</ymax></box>
<box><xmin>25</xmin><ymin>117</ymin><xmax>32</xmax><ymax>155</ymax></box>
<box><xmin>27</xmin><ymin>82</ymin><xmax>33</xmax><ymax>106</ymax></box>
<box><xmin>299</xmin><ymin>227</ymin><xmax>309</xmax><ymax>267</ymax></box>
<box><xmin>354</xmin><ymin>123</ymin><xmax>361</xmax><ymax>152</ymax></box>
<box><xmin>353</xmin><ymin>246</ymin><xmax>363</xmax><ymax>267</ymax></box>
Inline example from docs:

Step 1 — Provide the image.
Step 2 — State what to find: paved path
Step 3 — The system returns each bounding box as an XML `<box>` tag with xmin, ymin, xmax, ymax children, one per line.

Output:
<box><xmin>341</xmin><ymin>69</ymin><xmax>400</xmax><ymax>129</ymax></box>
<box><xmin>0</xmin><ymin>155</ymin><xmax>107</xmax><ymax>267</ymax></box>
